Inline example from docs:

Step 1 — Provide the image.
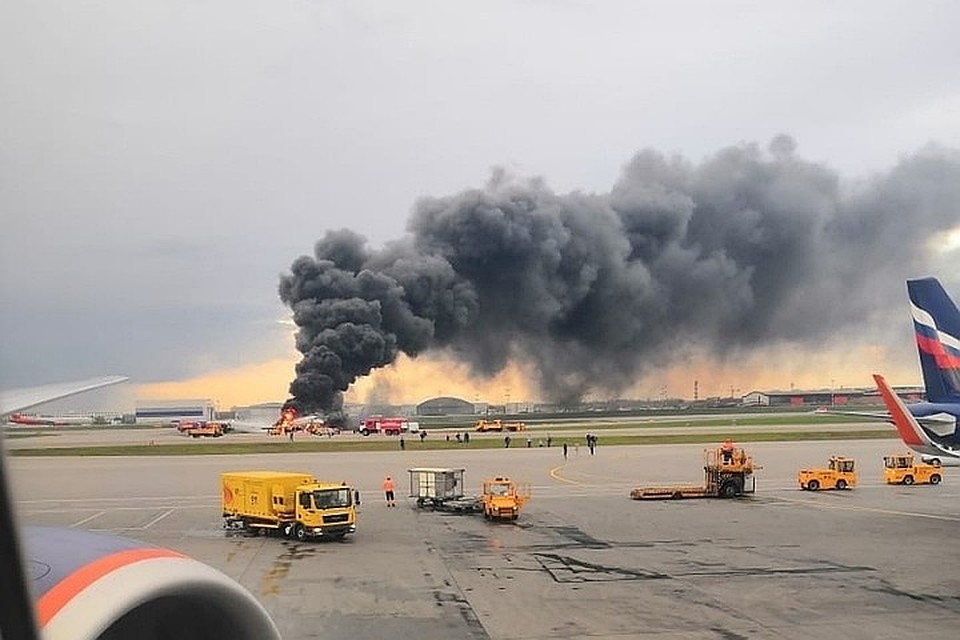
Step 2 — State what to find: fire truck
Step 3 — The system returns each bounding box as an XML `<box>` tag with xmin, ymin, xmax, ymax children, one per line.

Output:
<box><xmin>359</xmin><ymin>417</ymin><xmax>418</xmax><ymax>436</ymax></box>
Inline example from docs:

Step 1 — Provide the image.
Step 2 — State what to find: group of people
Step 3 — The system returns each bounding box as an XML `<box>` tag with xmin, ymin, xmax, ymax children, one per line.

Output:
<box><xmin>585</xmin><ymin>433</ymin><xmax>598</xmax><ymax>455</ymax></box>
<box><xmin>398</xmin><ymin>430</ymin><xmax>429</xmax><ymax>450</ymax></box>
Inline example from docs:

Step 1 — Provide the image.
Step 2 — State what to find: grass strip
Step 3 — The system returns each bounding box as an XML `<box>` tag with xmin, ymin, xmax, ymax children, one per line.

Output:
<box><xmin>8</xmin><ymin>429</ymin><xmax>895</xmax><ymax>457</ymax></box>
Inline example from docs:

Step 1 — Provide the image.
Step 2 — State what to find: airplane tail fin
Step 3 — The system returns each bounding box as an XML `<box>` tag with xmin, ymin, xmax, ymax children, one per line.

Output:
<box><xmin>907</xmin><ymin>277</ymin><xmax>960</xmax><ymax>403</ymax></box>
<box><xmin>873</xmin><ymin>373</ymin><xmax>933</xmax><ymax>449</ymax></box>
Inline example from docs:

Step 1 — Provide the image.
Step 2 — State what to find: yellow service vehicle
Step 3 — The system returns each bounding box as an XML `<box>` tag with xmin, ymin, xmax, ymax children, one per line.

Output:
<box><xmin>797</xmin><ymin>457</ymin><xmax>856</xmax><ymax>491</ymax></box>
<box><xmin>475</xmin><ymin>419</ymin><xmax>504</xmax><ymax>432</ymax></box>
<box><xmin>474</xmin><ymin>419</ymin><xmax>526</xmax><ymax>432</ymax></box>
<box><xmin>481</xmin><ymin>476</ymin><xmax>530</xmax><ymax>520</ymax></box>
<box><xmin>221</xmin><ymin>471</ymin><xmax>358</xmax><ymax>541</ymax></box>
<box><xmin>631</xmin><ymin>446</ymin><xmax>757</xmax><ymax>499</ymax></box>
<box><xmin>883</xmin><ymin>453</ymin><xmax>943</xmax><ymax>486</ymax></box>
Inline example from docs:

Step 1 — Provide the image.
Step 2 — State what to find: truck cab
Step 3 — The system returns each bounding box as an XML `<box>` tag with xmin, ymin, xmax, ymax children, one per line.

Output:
<box><xmin>291</xmin><ymin>482</ymin><xmax>358</xmax><ymax>540</ymax></box>
<box><xmin>481</xmin><ymin>476</ymin><xmax>530</xmax><ymax>520</ymax></box>
<box><xmin>798</xmin><ymin>456</ymin><xmax>857</xmax><ymax>491</ymax></box>
<box><xmin>883</xmin><ymin>453</ymin><xmax>943</xmax><ymax>486</ymax></box>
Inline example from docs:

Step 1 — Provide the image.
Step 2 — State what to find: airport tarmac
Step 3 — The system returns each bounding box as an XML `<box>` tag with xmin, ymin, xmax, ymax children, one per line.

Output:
<box><xmin>8</xmin><ymin>439</ymin><xmax>960</xmax><ymax>639</ymax></box>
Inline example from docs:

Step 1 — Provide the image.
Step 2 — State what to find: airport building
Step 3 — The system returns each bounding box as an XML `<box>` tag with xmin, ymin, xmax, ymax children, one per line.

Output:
<box><xmin>741</xmin><ymin>386</ymin><xmax>924</xmax><ymax>407</ymax></box>
<box><xmin>416</xmin><ymin>396</ymin><xmax>476</xmax><ymax>416</ymax></box>
<box><xmin>134</xmin><ymin>399</ymin><xmax>215</xmax><ymax>424</ymax></box>
<box><xmin>232</xmin><ymin>402</ymin><xmax>285</xmax><ymax>424</ymax></box>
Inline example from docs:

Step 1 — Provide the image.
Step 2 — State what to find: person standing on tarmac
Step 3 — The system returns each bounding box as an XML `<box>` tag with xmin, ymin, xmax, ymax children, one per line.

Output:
<box><xmin>383</xmin><ymin>476</ymin><xmax>396</xmax><ymax>507</ymax></box>
<box><xmin>721</xmin><ymin>438</ymin><xmax>735</xmax><ymax>463</ymax></box>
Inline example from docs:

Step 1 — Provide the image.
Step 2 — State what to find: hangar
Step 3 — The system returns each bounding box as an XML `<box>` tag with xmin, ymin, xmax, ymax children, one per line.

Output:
<box><xmin>416</xmin><ymin>396</ymin><xmax>475</xmax><ymax>416</ymax></box>
<box><xmin>135</xmin><ymin>398</ymin><xmax>215</xmax><ymax>424</ymax></box>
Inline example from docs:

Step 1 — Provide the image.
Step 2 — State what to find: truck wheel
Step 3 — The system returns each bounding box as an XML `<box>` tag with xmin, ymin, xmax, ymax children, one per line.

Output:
<box><xmin>836</xmin><ymin>479</ymin><xmax>847</xmax><ymax>490</ymax></box>
<box><xmin>719</xmin><ymin>479</ymin><xmax>742</xmax><ymax>498</ymax></box>
<box><xmin>903</xmin><ymin>475</ymin><xmax>914</xmax><ymax>485</ymax></box>
<box><xmin>295</xmin><ymin>524</ymin><xmax>306</xmax><ymax>541</ymax></box>
<box><xmin>282</xmin><ymin>523</ymin><xmax>294</xmax><ymax>538</ymax></box>
<box><xmin>931</xmin><ymin>474</ymin><xmax>942</xmax><ymax>485</ymax></box>
<box><xmin>361</xmin><ymin>429</ymin><xmax>370</xmax><ymax>436</ymax></box>
<box><xmin>807</xmin><ymin>479</ymin><xmax>820</xmax><ymax>491</ymax></box>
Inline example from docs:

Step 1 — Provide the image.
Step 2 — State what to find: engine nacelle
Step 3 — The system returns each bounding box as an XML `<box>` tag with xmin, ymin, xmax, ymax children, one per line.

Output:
<box><xmin>25</xmin><ymin>526</ymin><xmax>279</xmax><ymax>640</ymax></box>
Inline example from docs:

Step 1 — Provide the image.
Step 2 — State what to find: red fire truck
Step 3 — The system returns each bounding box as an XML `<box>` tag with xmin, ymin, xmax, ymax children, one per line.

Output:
<box><xmin>359</xmin><ymin>417</ymin><xmax>417</xmax><ymax>436</ymax></box>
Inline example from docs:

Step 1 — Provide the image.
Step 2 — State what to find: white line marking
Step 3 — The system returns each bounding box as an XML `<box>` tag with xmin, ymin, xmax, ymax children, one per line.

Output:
<box><xmin>70</xmin><ymin>511</ymin><xmax>105</xmax><ymax>527</ymax></box>
<box><xmin>138</xmin><ymin>508</ymin><xmax>175</xmax><ymax>530</ymax></box>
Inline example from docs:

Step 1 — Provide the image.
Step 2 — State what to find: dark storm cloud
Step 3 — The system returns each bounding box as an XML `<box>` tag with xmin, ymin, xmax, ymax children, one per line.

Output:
<box><xmin>280</xmin><ymin>138</ymin><xmax>960</xmax><ymax>412</ymax></box>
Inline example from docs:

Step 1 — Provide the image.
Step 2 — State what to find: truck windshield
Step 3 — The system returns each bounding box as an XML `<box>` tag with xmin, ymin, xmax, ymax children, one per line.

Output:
<box><xmin>312</xmin><ymin>488</ymin><xmax>352</xmax><ymax>509</ymax></box>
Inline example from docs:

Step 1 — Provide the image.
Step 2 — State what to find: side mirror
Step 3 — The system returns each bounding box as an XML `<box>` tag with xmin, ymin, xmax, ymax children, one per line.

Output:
<box><xmin>354</xmin><ymin>490</ymin><xmax>361</xmax><ymax>506</ymax></box>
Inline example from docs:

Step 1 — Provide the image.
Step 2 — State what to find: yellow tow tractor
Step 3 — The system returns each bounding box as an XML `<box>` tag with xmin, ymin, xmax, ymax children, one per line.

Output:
<box><xmin>797</xmin><ymin>456</ymin><xmax>856</xmax><ymax>491</ymax></box>
<box><xmin>481</xmin><ymin>476</ymin><xmax>530</xmax><ymax>520</ymax></box>
<box><xmin>883</xmin><ymin>453</ymin><xmax>943</xmax><ymax>486</ymax></box>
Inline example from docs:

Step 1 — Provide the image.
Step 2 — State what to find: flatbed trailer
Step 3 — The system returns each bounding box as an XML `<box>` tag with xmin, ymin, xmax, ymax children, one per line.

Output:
<box><xmin>631</xmin><ymin>446</ymin><xmax>757</xmax><ymax>500</ymax></box>
<box><xmin>630</xmin><ymin>485</ymin><xmax>711</xmax><ymax>500</ymax></box>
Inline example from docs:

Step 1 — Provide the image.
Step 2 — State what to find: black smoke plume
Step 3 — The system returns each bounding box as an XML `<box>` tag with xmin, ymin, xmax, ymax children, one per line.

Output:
<box><xmin>279</xmin><ymin>137</ymin><xmax>960</xmax><ymax>413</ymax></box>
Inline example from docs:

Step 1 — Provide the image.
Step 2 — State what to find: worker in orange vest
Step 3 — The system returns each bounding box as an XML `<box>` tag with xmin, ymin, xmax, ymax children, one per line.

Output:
<box><xmin>383</xmin><ymin>476</ymin><xmax>396</xmax><ymax>507</ymax></box>
<box><xmin>721</xmin><ymin>438</ymin><xmax>735</xmax><ymax>463</ymax></box>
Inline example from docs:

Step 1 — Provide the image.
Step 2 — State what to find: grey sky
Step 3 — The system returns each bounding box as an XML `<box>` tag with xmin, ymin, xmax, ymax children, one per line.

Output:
<box><xmin>2</xmin><ymin>1</ymin><xmax>959</xmax><ymax>391</ymax></box>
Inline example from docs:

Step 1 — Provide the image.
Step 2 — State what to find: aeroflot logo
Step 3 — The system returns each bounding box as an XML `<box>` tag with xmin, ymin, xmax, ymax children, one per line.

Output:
<box><xmin>912</xmin><ymin>303</ymin><xmax>960</xmax><ymax>370</ymax></box>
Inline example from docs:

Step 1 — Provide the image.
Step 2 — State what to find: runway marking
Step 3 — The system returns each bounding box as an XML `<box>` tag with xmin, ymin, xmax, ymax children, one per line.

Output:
<box><xmin>767</xmin><ymin>495</ymin><xmax>960</xmax><ymax>522</ymax></box>
<box><xmin>548</xmin><ymin>463</ymin><xmax>593</xmax><ymax>486</ymax></box>
<box><xmin>20</xmin><ymin>504</ymin><xmax>211</xmax><ymax>515</ymax></box>
<box><xmin>140</xmin><ymin>508</ymin><xmax>175</xmax><ymax>529</ymax></box>
<box><xmin>70</xmin><ymin>511</ymin><xmax>104</xmax><ymax>527</ymax></box>
<box><xmin>16</xmin><ymin>494</ymin><xmax>218</xmax><ymax>505</ymax></box>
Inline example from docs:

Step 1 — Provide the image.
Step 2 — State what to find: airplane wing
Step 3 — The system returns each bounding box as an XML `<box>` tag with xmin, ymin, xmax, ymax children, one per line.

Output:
<box><xmin>0</xmin><ymin>377</ymin><xmax>281</xmax><ymax>639</ymax></box>
<box><xmin>814</xmin><ymin>408</ymin><xmax>892</xmax><ymax>422</ymax></box>
<box><xmin>227</xmin><ymin>420</ymin><xmax>277</xmax><ymax>434</ymax></box>
<box><xmin>814</xmin><ymin>406</ymin><xmax>956</xmax><ymax>430</ymax></box>
<box><xmin>0</xmin><ymin>376</ymin><xmax>129</xmax><ymax>417</ymax></box>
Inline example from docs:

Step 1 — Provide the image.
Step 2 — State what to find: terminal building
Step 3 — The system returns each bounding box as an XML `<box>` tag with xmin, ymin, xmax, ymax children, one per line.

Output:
<box><xmin>134</xmin><ymin>399</ymin><xmax>216</xmax><ymax>424</ymax></box>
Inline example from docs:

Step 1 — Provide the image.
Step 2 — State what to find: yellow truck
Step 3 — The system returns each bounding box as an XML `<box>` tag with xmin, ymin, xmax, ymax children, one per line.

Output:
<box><xmin>481</xmin><ymin>476</ymin><xmax>530</xmax><ymax>520</ymax></box>
<box><xmin>474</xmin><ymin>419</ymin><xmax>526</xmax><ymax>432</ymax></box>
<box><xmin>221</xmin><ymin>471</ymin><xmax>358</xmax><ymax>541</ymax></box>
<box><xmin>883</xmin><ymin>453</ymin><xmax>943</xmax><ymax>486</ymax></box>
<box><xmin>797</xmin><ymin>456</ymin><xmax>856</xmax><ymax>491</ymax></box>
<box><xmin>475</xmin><ymin>419</ymin><xmax>503</xmax><ymax>432</ymax></box>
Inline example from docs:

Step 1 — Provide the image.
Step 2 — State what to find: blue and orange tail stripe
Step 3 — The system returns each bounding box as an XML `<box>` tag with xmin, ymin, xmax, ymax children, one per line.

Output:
<box><xmin>907</xmin><ymin>278</ymin><xmax>960</xmax><ymax>402</ymax></box>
